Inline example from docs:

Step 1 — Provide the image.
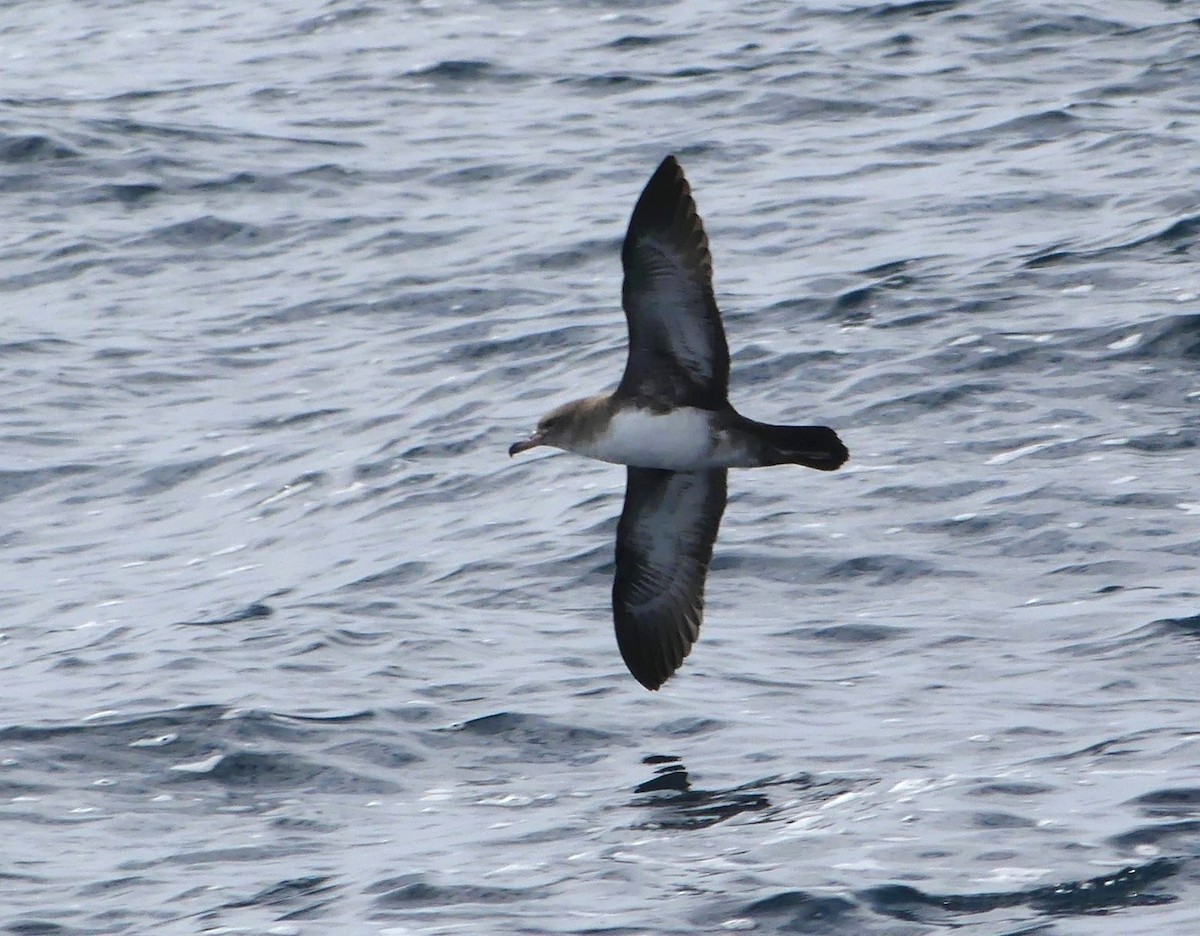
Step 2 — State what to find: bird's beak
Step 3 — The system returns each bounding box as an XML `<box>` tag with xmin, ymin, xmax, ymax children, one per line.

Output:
<box><xmin>508</xmin><ymin>431</ymin><xmax>544</xmax><ymax>457</ymax></box>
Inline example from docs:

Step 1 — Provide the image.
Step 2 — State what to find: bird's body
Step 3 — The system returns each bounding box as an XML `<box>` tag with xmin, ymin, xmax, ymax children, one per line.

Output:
<box><xmin>541</xmin><ymin>397</ymin><xmax>843</xmax><ymax>472</ymax></box>
<box><xmin>510</xmin><ymin>156</ymin><xmax>847</xmax><ymax>690</ymax></box>
<box><xmin>561</xmin><ymin>399</ymin><xmax>721</xmax><ymax>469</ymax></box>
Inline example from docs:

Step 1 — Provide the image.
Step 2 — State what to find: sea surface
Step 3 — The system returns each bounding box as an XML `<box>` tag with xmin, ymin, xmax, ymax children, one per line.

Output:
<box><xmin>3</xmin><ymin>1</ymin><xmax>1200</xmax><ymax>933</ymax></box>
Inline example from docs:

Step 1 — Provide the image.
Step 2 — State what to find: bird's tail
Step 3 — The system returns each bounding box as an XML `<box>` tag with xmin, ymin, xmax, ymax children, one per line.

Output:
<box><xmin>745</xmin><ymin>420</ymin><xmax>848</xmax><ymax>471</ymax></box>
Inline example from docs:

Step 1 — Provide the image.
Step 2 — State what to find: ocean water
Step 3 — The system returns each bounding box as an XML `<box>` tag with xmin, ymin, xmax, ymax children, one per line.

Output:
<box><xmin>3</xmin><ymin>0</ymin><xmax>1200</xmax><ymax>932</ymax></box>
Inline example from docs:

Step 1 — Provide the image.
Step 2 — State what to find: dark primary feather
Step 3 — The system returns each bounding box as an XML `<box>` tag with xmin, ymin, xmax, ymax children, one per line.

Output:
<box><xmin>613</xmin><ymin>467</ymin><xmax>728</xmax><ymax>690</ymax></box>
<box><xmin>617</xmin><ymin>156</ymin><xmax>731</xmax><ymax>411</ymax></box>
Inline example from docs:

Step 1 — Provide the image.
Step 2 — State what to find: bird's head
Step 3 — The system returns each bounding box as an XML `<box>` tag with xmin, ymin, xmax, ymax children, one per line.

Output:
<box><xmin>508</xmin><ymin>397</ymin><xmax>602</xmax><ymax>457</ymax></box>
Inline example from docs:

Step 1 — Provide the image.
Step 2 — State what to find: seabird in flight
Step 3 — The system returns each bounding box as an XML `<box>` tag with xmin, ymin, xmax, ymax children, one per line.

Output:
<box><xmin>510</xmin><ymin>156</ymin><xmax>848</xmax><ymax>690</ymax></box>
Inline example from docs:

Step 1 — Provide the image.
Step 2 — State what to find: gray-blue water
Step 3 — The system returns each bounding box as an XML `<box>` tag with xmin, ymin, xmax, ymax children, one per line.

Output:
<box><xmin>3</xmin><ymin>1</ymin><xmax>1200</xmax><ymax>932</ymax></box>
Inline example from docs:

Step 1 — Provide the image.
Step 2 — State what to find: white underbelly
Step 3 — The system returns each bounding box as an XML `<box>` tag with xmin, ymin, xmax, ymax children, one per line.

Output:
<box><xmin>573</xmin><ymin>406</ymin><xmax>723</xmax><ymax>470</ymax></box>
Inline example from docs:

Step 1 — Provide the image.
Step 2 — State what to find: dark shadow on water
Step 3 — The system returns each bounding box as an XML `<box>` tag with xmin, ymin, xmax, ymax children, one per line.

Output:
<box><xmin>631</xmin><ymin>755</ymin><xmax>772</xmax><ymax>830</ymax></box>
<box><xmin>174</xmin><ymin>601</ymin><xmax>274</xmax><ymax>626</ymax></box>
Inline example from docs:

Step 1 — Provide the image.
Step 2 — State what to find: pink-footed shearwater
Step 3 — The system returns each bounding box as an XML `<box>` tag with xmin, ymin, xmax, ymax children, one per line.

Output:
<box><xmin>510</xmin><ymin>156</ymin><xmax>848</xmax><ymax>690</ymax></box>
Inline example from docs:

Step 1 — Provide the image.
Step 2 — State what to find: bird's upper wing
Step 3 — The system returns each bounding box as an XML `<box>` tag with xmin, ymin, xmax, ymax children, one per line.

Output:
<box><xmin>613</xmin><ymin>467</ymin><xmax>727</xmax><ymax>690</ymax></box>
<box><xmin>616</xmin><ymin>156</ymin><xmax>730</xmax><ymax>411</ymax></box>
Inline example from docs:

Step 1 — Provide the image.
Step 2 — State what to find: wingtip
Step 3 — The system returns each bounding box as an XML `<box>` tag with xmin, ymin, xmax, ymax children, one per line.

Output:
<box><xmin>650</xmin><ymin>154</ymin><xmax>686</xmax><ymax>194</ymax></box>
<box><xmin>619</xmin><ymin>645</ymin><xmax>666</xmax><ymax>690</ymax></box>
<box><xmin>637</xmin><ymin>154</ymin><xmax>688</xmax><ymax>200</ymax></box>
<box><xmin>632</xmin><ymin>665</ymin><xmax>670</xmax><ymax>692</ymax></box>
<box><xmin>619</xmin><ymin>624</ymin><xmax>692</xmax><ymax>691</ymax></box>
<box><xmin>625</xmin><ymin>153</ymin><xmax>706</xmax><ymax>261</ymax></box>
<box><xmin>615</xmin><ymin>623</ymin><xmax>680</xmax><ymax>691</ymax></box>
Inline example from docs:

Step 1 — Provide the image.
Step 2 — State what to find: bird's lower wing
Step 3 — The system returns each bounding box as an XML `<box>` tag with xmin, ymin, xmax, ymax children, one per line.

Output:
<box><xmin>613</xmin><ymin>467</ymin><xmax>727</xmax><ymax>690</ymax></box>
